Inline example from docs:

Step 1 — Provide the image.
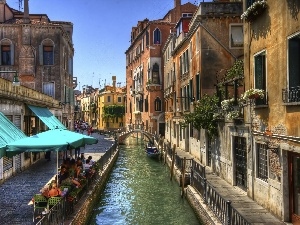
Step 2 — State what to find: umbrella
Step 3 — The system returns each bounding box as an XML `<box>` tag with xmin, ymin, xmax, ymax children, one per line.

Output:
<box><xmin>6</xmin><ymin>129</ymin><xmax>98</xmax><ymax>183</ymax></box>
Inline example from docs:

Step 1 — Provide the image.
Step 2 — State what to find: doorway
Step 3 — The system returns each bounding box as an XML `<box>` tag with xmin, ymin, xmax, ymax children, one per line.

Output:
<box><xmin>289</xmin><ymin>152</ymin><xmax>300</xmax><ymax>224</ymax></box>
<box><xmin>234</xmin><ymin>136</ymin><xmax>247</xmax><ymax>191</ymax></box>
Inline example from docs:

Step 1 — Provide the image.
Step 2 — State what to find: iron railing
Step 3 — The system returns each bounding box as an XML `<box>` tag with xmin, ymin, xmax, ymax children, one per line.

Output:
<box><xmin>190</xmin><ymin>160</ymin><xmax>250</xmax><ymax>225</ymax></box>
<box><xmin>282</xmin><ymin>87</ymin><xmax>300</xmax><ymax>103</ymax></box>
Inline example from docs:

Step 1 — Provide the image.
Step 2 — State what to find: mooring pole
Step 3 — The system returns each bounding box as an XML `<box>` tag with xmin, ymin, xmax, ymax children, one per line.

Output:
<box><xmin>181</xmin><ymin>157</ymin><xmax>186</xmax><ymax>198</ymax></box>
<box><xmin>170</xmin><ymin>144</ymin><xmax>176</xmax><ymax>181</ymax></box>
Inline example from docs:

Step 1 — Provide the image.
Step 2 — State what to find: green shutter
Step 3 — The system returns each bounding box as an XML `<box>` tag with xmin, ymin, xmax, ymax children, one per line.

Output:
<box><xmin>254</xmin><ymin>54</ymin><xmax>265</xmax><ymax>90</ymax></box>
<box><xmin>39</xmin><ymin>45</ymin><xmax>43</xmax><ymax>65</ymax></box>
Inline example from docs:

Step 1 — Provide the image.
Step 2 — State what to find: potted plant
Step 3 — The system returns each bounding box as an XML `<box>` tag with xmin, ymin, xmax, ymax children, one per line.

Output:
<box><xmin>241</xmin><ymin>89</ymin><xmax>265</xmax><ymax>101</ymax></box>
<box><xmin>241</xmin><ymin>0</ymin><xmax>268</xmax><ymax>22</ymax></box>
<box><xmin>221</xmin><ymin>98</ymin><xmax>235</xmax><ymax>111</ymax></box>
<box><xmin>226</xmin><ymin>110</ymin><xmax>241</xmax><ymax>120</ymax></box>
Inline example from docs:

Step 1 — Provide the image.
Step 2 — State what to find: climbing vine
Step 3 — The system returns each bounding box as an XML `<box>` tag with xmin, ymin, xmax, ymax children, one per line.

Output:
<box><xmin>102</xmin><ymin>105</ymin><xmax>125</xmax><ymax>120</ymax></box>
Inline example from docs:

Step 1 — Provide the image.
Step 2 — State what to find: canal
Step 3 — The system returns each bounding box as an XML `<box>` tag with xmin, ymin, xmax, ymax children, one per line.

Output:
<box><xmin>90</xmin><ymin>137</ymin><xmax>202</xmax><ymax>225</ymax></box>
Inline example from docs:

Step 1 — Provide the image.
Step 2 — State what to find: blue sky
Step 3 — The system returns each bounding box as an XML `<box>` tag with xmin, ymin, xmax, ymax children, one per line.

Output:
<box><xmin>7</xmin><ymin>0</ymin><xmax>210</xmax><ymax>90</ymax></box>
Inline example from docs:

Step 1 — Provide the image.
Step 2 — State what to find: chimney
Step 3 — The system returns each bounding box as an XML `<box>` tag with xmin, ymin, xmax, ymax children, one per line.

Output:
<box><xmin>112</xmin><ymin>76</ymin><xmax>116</xmax><ymax>89</ymax></box>
<box><xmin>23</xmin><ymin>0</ymin><xmax>30</xmax><ymax>23</ymax></box>
<box><xmin>175</xmin><ymin>0</ymin><xmax>181</xmax><ymax>8</ymax></box>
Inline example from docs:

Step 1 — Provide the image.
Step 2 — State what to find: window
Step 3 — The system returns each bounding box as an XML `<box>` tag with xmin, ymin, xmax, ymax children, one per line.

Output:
<box><xmin>43</xmin><ymin>46</ymin><xmax>54</xmax><ymax>65</ymax></box>
<box><xmin>196</xmin><ymin>74</ymin><xmax>200</xmax><ymax>101</ymax></box>
<box><xmin>43</xmin><ymin>82</ymin><xmax>55</xmax><ymax>98</ymax></box>
<box><xmin>154</xmin><ymin>97</ymin><xmax>162</xmax><ymax>111</ymax></box>
<box><xmin>39</xmin><ymin>39</ymin><xmax>54</xmax><ymax>65</ymax></box>
<box><xmin>153</xmin><ymin>28</ymin><xmax>161</xmax><ymax>44</ymax></box>
<box><xmin>288</xmin><ymin>34</ymin><xmax>300</xmax><ymax>91</ymax></box>
<box><xmin>152</xmin><ymin>63</ymin><xmax>160</xmax><ymax>84</ymax></box>
<box><xmin>254</xmin><ymin>51</ymin><xmax>267</xmax><ymax>105</ymax></box>
<box><xmin>230</xmin><ymin>24</ymin><xmax>243</xmax><ymax>48</ymax></box>
<box><xmin>0</xmin><ymin>39</ymin><xmax>14</xmax><ymax>65</ymax></box>
<box><xmin>118</xmin><ymin>96</ymin><xmax>122</xmax><ymax>103</ymax></box>
<box><xmin>182</xmin><ymin>13</ymin><xmax>193</xmax><ymax>18</ymax></box>
<box><xmin>145</xmin><ymin>97</ymin><xmax>148</xmax><ymax>112</ymax></box>
<box><xmin>1</xmin><ymin>45</ymin><xmax>11</xmax><ymax>65</ymax></box>
<box><xmin>180</xmin><ymin>49</ymin><xmax>189</xmax><ymax>75</ymax></box>
<box><xmin>146</xmin><ymin>30</ymin><xmax>149</xmax><ymax>46</ymax></box>
<box><xmin>257</xmin><ymin>143</ymin><xmax>268</xmax><ymax>182</ymax></box>
<box><xmin>246</xmin><ymin>0</ymin><xmax>256</xmax><ymax>8</ymax></box>
<box><xmin>107</xmin><ymin>96</ymin><xmax>111</xmax><ymax>102</ymax></box>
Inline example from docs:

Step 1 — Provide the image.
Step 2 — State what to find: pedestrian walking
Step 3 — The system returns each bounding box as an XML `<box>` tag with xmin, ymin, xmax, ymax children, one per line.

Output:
<box><xmin>45</xmin><ymin>151</ymin><xmax>51</xmax><ymax>161</ymax></box>
<box><xmin>75</xmin><ymin>146</ymin><xmax>80</xmax><ymax>159</ymax></box>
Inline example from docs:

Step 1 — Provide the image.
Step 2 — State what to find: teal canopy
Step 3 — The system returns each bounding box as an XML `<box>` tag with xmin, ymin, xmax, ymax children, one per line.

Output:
<box><xmin>6</xmin><ymin>129</ymin><xmax>98</xmax><ymax>156</ymax></box>
<box><xmin>0</xmin><ymin>112</ymin><xmax>27</xmax><ymax>158</ymax></box>
<box><xmin>27</xmin><ymin>105</ymin><xmax>67</xmax><ymax>130</ymax></box>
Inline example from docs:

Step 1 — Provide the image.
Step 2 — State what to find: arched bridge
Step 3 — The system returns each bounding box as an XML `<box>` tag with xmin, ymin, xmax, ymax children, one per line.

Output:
<box><xmin>117</xmin><ymin>129</ymin><xmax>155</xmax><ymax>145</ymax></box>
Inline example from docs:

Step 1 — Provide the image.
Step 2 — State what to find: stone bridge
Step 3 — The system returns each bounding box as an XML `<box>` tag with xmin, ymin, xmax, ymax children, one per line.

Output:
<box><xmin>117</xmin><ymin>129</ymin><xmax>155</xmax><ymax>145</ymax></box>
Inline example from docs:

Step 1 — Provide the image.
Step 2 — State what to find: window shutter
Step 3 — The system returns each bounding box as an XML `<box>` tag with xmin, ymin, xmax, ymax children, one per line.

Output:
<box><xmin>69</xmin><ymin>88</ymin><xmax>74</xmax><ymax>106</ymax></box>
<box><xmin>254</xmin><ymin>54</ymin><xmax>265</xmax><ymax>90</ymax></box>
<box><xmin>0</xmin><ymin>45</ymin><xmax>2</xmax><ymax>66</ymax></box>
<box><xmin>10</xmin><ymin>43</ymin><xmax>14</xmax><ymax>65</ymax></box>
<box><xmin>39</xmin><ymin>45</ymin><xmax>43</xmax><ymax>65</ymax></box>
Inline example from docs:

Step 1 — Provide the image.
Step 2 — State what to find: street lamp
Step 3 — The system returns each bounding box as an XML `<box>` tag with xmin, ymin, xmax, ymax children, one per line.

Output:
<box><xmin>0</xmin><ymin>70</ymin><xmax>20</xmax><ymax>86</ymax></box>
<box><xmin>12</xmin><ymin>72</ymin><xmax>20</xmax><ymax>86</ymax></box>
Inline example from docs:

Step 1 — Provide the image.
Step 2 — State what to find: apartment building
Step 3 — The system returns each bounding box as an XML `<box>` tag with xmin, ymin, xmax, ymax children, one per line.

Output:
<box><xmin>98</xmin><ymin>76</ymin><xmax>125</xmax><ymax>132</ymax></box>
<box><xmin>242</xmin><ymin>0</ymin><xmax>300</xmax><ymax>222</ymax></box>
<box><xmin>0</xmin><ymin>0</ymin><xmax>76</xmax><ymax>129</ymax></box>
<box><xmin>125</xmin><ymin>0</ymin><xmax>197</xmax><ymax>135</ymax></box>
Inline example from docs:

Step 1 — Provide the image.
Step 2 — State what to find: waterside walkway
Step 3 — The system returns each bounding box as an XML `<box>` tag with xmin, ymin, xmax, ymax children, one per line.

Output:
<box><xmin>0</xmin><ymin>132</ymin><xmax>115</xmax><ymax>225</ymax></box>
<box><xmin>173</xmin><ymin>147</ymin><xmax>286</xmax><ymax>225</ymax></box>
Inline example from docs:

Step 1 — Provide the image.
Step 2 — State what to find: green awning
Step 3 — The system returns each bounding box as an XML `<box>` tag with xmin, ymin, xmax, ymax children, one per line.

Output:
<box><xmin>6</xmin><ymin>129</ymin><xmax>98</xmax><ymax>154</ymax></box>
<box><xmin>0</xmin><ymin>112</ymin><xmax>27</xmax><ymax>158</ymax></box>
<box><xmin>27</xmin><ymin>105</ymin><xmax>66</xmax><ymax>130</ymax></box>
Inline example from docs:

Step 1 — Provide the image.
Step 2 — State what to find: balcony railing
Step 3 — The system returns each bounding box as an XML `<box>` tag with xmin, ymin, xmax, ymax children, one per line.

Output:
<box><xmin>282</xmin><ymin>87</ymin><xmax>300</xmax><ymax>103</ymax></box>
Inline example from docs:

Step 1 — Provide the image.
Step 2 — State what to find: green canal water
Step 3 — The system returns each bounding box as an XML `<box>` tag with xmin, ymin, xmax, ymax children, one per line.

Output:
<box><xmin>90</xmin><ymin>137</ymin><xmax>202</xmax><ymax>225</ymax></box>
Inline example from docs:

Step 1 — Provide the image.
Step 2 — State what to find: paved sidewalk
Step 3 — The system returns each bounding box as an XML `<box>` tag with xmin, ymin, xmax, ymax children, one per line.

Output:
<box><xmin>0</xmin><ymin>132</ymin><xmax>115</xmax><ymax>225</ymax></box>
<box><xmin>175</xmin><ymin>148</ymin><xmax>286</xmax><ymax>225</ymax></box>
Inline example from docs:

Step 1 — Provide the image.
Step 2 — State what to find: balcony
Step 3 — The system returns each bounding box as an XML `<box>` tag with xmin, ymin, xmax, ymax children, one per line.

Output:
<box><xmin>282</xmin><ymin>87</ymin><xmax>300</xmax><ymax>104</ymax></box>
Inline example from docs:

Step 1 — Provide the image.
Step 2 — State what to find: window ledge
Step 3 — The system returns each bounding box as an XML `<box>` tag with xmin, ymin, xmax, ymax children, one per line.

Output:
<box><xmin>253</xmin><ymin>104</ymin><xmax>268</xmax><ymax>109</ymax></box>
<box><xmin>255</xmin><ymin>177</ymin><xmax>268</xmax><ymax>187</ymax></box>
<box><xmin>283</xmin><ymin>102</ymin><xmax>300</xmax><ymax>106</ymax></box>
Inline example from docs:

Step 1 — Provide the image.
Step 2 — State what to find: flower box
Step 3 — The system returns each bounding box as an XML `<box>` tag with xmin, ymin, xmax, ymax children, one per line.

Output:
<box><xmin>241</xmin><ymin>0</ymin><xmax>268</xmax><ymax>22</ymax></box>
<box><xmin>241</xmin><ymin>89</ymin><xmax>265</xmax><ymax>101</ymax></box>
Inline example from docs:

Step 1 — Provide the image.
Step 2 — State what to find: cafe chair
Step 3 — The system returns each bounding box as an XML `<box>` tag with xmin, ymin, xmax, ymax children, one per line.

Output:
<box><xmin>33</xmin><ymin>194</ymin><xmax>48</xmax><ymax>222</ymax></box>
<box><xmin>47</xmin><ymin>197</ymin><xmax>63</xmax><ymax>223</ymax></box>
<box><xmin>47</xmin><ymin>196</ymin><xmax>62</xmax><ymax>209</ymax></box>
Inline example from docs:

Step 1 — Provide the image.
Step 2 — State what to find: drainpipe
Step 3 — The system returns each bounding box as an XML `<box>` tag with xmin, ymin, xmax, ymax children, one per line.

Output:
<box><xmin>248</xmin><ymin>27</ymin><xmax>255</xmax><ymax>201</ymax></box>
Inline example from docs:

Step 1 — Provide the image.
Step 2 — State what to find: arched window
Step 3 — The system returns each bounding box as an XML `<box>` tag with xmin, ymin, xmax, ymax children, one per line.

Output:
<box><xmin>0</xmin><ymin>38</ymin><xmax>14</xmax><ymax>65</ymax></box>
<box><xmin>152</xmin><ymin>63</ymin><xmax>160</xmax><ymax>84</ymax></box>
<box><xmin>154</xmin><ymin>97</ymin><xmax>162</xmax><ymax>111</ymax></box>
<box><xmin>153</xmin><ymin>28</ymin><xmax>161</xmax><ymax>44</ymax></box>
<box><xmin>39</xmin><ymin>39</ymin><xmax>55</xmax><ymax>65</ymax></box>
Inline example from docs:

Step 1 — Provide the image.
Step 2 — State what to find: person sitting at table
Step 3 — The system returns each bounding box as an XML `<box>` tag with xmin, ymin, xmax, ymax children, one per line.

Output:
<box><xmin>69</xmin><ymin>158</ymin><xmax>80</xmax><ymax>179</ymax></box>
<box><xmin>48</xmin><ymin>181</ymin><xmax>62</xmax><ymax>197</ymax></box>
<box><xmin>80</xmin><ymin>153</ymin><xmax>86</xmax><ymax>164</ymax></box>
<box><xmin>59</xmin><ymin>166</ymin><xmax>81</xmax><ymax>188</ymax></box>
<box><xmin>60</xmin><ymin>158</ymin><xmax>71</xmax><ymax>171</ymax></box>
<box><xmin>87</xmin><ymin>156</ymin><xmax>95</xmax><ymax>165</ymax></box>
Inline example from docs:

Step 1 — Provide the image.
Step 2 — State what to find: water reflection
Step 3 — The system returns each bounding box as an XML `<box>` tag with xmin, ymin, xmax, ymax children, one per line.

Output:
<box><xmin>91</xmin><ymin>138</ymin><xmax>201</xmax><ymax>225</ymax></box>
